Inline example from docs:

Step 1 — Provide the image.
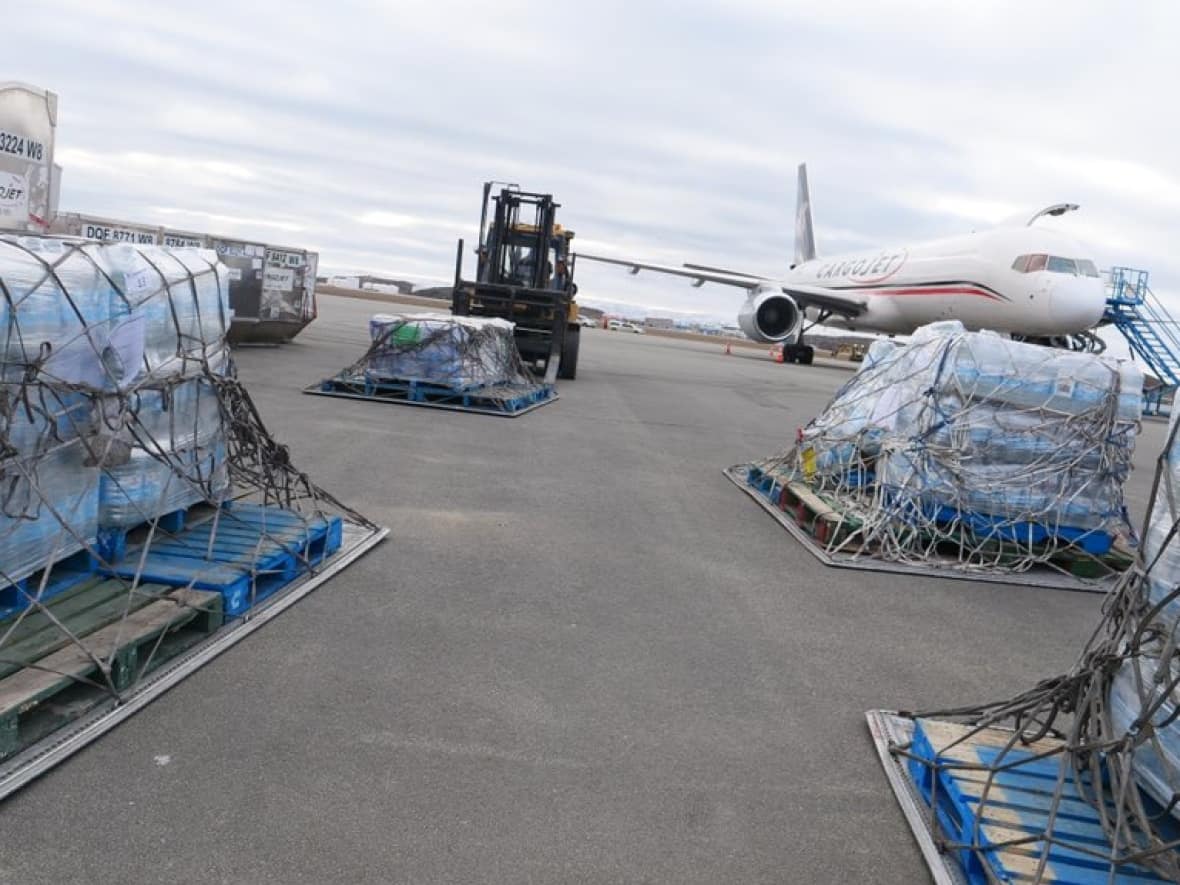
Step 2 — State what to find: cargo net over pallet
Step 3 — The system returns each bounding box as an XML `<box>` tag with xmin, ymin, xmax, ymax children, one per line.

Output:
<box><xmin>306</xmin><ymin>313</ymin><xmax>557</xmax><ymax>416</ymax></box>
<box><xmin>867</xmin><ymin>409</ymin><xmax>1180</xmax><ymax>884</ymax></box>
<box><xmin>727</xmin><ymin>321</ymin><xmax>1142</xmax><ymax>590</ymax></box>
<box><xmin>0</xmin><ymin>235</ymin><xmax>382</xmax><ymax>796</ymax></box>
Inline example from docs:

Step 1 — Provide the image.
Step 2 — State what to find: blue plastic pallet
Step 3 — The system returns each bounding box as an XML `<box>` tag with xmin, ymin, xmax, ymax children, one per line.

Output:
<box><xmin>0</xmin><ymin>549</ymin><xmax>98</xmax><ymax>622</ymax></box>
<box><xmin>304</xmin><ymin>372</ymin><xmax>557</xmax><ymax>417</ymax></box>
<box><xmin>95</xmin><ymin>506</ymin><xmax>189</xmax><ymax>563</ymax></box>
<box><xmin>872</xmin><ymin>490</ymin><xmax>1117</xmax><ymax>556</ymax></box>
<box><xmin>745</xmin><ymin>466</ymin><xmax>780</xmax><ymax>501</ymax></box>
<box><xmin>924</xmin><ymin>505</ymin><xmax>1114</xmax><ymax>556</ymax></box>
<box><xmin>99</xmin><ymin>504</ymin><xmax>344</xmax><ymax>617</ymax></box>
<box><xmin>750</xmin><ymin>464</ymin><xmax>1116</xmax><ymax>556</ymax></box>
<box><xmin>907</xmin><ymin>717</ymin><xmax>1173</xmax><ymax>883</ymax></box>
<box><xmin>746</xmin><ymin>465</ymin><xmax>873</xmax><ymax>499</ymax></box>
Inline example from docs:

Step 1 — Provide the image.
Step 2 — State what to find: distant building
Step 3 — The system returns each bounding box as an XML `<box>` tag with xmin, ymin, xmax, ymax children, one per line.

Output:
<box><xmin>360</xmin><ymin>276</ymin><xmax>415</xmax><ymax>294</ymax></box>
<box><xmin>644</xmin><ymin>316</ymin><xmax>675</xmax><ymax>330</ymax></box>
<box><xmin>325</xmin><ymin>275</ymin><xmax>415</xmax><ymax>294</ymax></box>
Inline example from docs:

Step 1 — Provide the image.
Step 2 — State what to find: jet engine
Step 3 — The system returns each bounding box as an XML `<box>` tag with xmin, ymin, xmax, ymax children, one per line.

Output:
<box><xmin>736</xmin><ymin>286</ymin><xmax>802</xmax><ymax>343</ymax></box>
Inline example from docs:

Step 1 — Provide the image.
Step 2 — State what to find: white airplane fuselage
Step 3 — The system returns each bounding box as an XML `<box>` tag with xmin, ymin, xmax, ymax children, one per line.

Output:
<box><xmin>580</xmin><ymin>164</ymin><xmax>1109</xmax><ymax>350</ymax></box>
<box><xmin>785</xmin><ymin>225</ymin><xmax>1107</xmax><ymax>337</ymax></box>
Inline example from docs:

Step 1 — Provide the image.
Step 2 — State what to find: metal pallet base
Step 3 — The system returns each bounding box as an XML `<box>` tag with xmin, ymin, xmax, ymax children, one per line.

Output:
<box><xmin>722</xmin><ymin>466</ymin><xmax>1116</xmax><ymax>593</ymax></box>
<box><xmin>0</xmin><ymin>520</ymin><xmax>387</xmax><ymax>802</ymax></box>
<box><xmin>867</xmin><ymin>710</ymin><xmax>1174</xmax><ymax>884</ymax></box>
<box><xmin>867</xmin><ymin>710</ymin><xmax>973</xmax><ymax>885</ymax></box>
<box><xmin>302</xmin><ymin>381</ymin><xmax>557</xmax><ymax>417</ymax></box>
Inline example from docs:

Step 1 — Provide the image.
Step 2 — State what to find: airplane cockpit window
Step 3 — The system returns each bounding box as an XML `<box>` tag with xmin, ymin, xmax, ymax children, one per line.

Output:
<box><xmin>1011</xmin><ymin>254</ymin><xmax>1048</xmax><ymax>272</ymax></box>
<box><xmin>1012</xmin><ymin>254</ymin><xmax>1093</xmax><ymax>275</ymax></box>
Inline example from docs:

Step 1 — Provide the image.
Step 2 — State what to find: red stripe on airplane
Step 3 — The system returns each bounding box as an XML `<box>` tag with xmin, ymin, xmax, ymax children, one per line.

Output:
<box><xmin>863</xmin><ymin>286</ymin><xmax>1005</xmax><ymax>302</ymax></box>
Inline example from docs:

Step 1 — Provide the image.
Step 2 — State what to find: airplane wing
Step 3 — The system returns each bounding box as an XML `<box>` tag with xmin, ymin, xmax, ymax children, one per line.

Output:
<box><xmin>577</xmin><ymin>253</ymin><xmax>868</xmax><ymax>318</ymax></box>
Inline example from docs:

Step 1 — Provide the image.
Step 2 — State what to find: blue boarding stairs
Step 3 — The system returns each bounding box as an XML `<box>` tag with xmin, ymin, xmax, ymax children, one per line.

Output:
<box><xmin>1103</xmin><ymin>266</ymin><xmax>1180</xmax><ymax>416</ymax></box>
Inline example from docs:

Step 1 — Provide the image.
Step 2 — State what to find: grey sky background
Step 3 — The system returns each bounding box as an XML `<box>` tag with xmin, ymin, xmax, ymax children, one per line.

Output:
<box><xmin>10</xmin><ymin>0</ymin><xmax>1180</xmax><ymax>324</ymax></box>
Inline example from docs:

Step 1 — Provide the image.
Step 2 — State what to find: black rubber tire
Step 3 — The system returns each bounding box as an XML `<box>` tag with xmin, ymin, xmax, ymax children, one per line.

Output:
<box><xmin>558</xmin><ymin>325</ymin><xmax>580</xmax><ymax>380</ymax></box>
<box><xmin>798</xmin><ymin>345</ymin><xmax>814</xmax><ymax>366</ymax></box>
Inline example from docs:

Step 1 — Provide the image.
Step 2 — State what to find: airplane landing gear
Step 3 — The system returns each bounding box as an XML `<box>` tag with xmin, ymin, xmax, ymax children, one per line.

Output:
<box><xmin>1012</xmin><ymin>330</ymin><xmax>1106</xmax><ymax>354</ymax></box>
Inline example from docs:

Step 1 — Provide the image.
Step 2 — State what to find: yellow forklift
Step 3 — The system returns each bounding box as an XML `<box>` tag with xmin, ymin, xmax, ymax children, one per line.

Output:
<box><xmin>451</xmin><ymin>182</ymin><xmax>580</xmax><ymax>381</ymax></box>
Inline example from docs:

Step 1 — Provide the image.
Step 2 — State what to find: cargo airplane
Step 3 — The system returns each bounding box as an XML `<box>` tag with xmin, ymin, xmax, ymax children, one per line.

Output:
<box><xmin>578</xmin><ymin>165</ymin><xmax>1108</xmax><ymax>364</ymax></box>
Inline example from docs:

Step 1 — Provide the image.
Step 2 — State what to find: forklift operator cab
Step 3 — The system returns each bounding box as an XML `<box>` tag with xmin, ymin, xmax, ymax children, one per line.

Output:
<box><xmin>508</xmin><ymin>246</ymin><xmax>553</xmax><ymax>289</ymax></box>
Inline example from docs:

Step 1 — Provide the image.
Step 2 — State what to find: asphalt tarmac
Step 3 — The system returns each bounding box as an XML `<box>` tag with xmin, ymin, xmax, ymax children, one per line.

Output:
<box><xmin>0</xmin><ymin>294</ymin><xmax>1167</xmax><ymax>884</ymax></box>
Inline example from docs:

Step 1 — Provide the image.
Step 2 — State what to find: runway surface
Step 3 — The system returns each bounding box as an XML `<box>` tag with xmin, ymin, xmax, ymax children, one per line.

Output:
<box><xmin>0</xmin><ymin>293</ymin><xmax>1167</xmax><ymax>883</ymax></box>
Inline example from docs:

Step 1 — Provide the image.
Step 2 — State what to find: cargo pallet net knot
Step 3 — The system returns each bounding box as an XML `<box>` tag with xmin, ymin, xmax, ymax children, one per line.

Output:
<box><xmin>0</xmin><ymin>234</ymin><xmax>370</xmax><ymax>764</ymax></box>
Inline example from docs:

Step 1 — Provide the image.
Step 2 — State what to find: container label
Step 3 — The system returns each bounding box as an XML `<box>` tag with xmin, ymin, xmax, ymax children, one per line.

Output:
<box><xmin>82</xmin><ymin>222</ymin><xmax>157</xmax><ymax>244</ymax></box>
<box><xmin>262</xmin><ymin>267</ymin><xmax>296</xmax><ymax>292</ymax></box>
<box><xmin>0</xmin><ymin>170</ymin><xmax>27</xmax><ymax>221</ymax></box>
<box><xmin>266</xmin><ymin>248</ymin><xmax>304</xmax><ymax>268</ymax></box>
<box><xmin>163</xmin><ymin>234</ymin><xmax>203</xmax><ymax>248</ymax></box>
<box><xmin>216</xmin><ymin>241</ymin><xmax>264</xmax><ymax>258</ymax></box>
<box><xmin>124</xmin><ymin>267</ymin><xmax>155</xmax><ymax>297</ymax></box>
<box><xmin>0</xmin><ymin>129</ymin><xmax>47</xmax><ymax>165</ymax></box>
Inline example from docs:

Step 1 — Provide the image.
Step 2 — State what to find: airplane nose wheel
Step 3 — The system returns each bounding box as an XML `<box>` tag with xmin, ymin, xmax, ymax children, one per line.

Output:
<box><xmin>1075</xmin><ymin>330</ymin><xmax>1106</xmax><ymax>354</ymax></box>
<box><xmin>1013</xmin><ymin>331</ymin><xmax>1105</xmax><ymax>354</ymax></box>
<box><xmin>780</xmin><ymin>343</ymin><xmax>815</xmax><ymax>365</ymax></box>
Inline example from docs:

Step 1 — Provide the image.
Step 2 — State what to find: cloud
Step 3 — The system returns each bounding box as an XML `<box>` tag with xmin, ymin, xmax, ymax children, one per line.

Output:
<box><xmin>5</xmin><ymin>0</ymin><xmax>1178</xmax><ymax>320</ymax></box>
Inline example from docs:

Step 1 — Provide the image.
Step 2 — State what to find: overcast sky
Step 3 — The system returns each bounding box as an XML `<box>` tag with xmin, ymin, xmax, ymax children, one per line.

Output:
<box><xmin>10</xmin><ymin>0</ymin><xmax>1180</xmax><ymax>323</ymax></box>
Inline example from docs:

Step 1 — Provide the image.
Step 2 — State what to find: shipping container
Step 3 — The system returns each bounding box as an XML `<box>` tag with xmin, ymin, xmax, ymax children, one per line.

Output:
<box><xmin>0</xmin><ymin>82</ymin><xmax>58</xmax><ymax>232</ymax></box>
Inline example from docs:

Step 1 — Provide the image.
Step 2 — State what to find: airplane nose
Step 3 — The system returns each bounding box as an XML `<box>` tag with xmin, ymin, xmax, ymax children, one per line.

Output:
<box><xmin>1049</xmin><ymin>276</ymin><xmax>1107</xmax><ymax>333</ymax></box>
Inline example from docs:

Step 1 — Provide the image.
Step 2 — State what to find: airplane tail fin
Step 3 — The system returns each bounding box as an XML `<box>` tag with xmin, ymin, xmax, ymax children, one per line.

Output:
<box><xmin>794</xmin><ymin>162</ymin><xmax>817</xmax><ymax>267</ymax></box>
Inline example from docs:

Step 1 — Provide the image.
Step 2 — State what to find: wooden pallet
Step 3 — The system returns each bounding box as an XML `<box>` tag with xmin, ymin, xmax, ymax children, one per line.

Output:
<box><xmin>100</xmin><ymin>504</ymin><xmax>343</xmax><ymax>617</ymax></box>
<box><xmin>0</xmin><ymin>549</ymin><xmax>98</xmax><ymax>622</ymax></box>
<box><xmin>908</xmin><ymin>717</ymin><xmax>1172</xmax><ymax>884</ymax></box>
<box><xmin>0</xmin><ymin>581</ymin><xmax>222</xmax><ymax>759</ymax></box>
<box><xmin>777</xmin><ymin>480</ymin><xmax>864</xmax><ymax>547</ymax></box>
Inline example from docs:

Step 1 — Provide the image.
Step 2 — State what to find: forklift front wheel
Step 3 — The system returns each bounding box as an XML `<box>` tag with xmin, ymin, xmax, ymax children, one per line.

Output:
<box><xmin>558</xmin><ymin>325</ymin><xmax>580</xmax><ymax>380</ymax></box>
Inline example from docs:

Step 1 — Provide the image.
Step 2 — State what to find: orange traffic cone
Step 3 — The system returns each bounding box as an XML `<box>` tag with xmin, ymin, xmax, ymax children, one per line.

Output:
<box><xmin>724</xmin><ymin>342</ymin><xmax>732</xmax><ymax>355</ymax></box>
